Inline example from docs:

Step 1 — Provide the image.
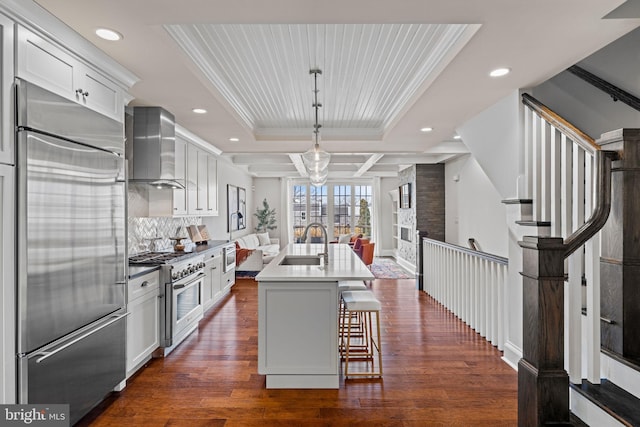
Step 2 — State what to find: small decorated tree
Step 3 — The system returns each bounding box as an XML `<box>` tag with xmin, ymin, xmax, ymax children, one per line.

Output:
<box><xmin>254</xmin><ymin>198</ymin><xmax>277</xmax><ymax>233</ymax></box>
<box><xmin>357</xmin><ymin>198</ymin><xmax>371</xmax><ymax>237</ymax></box>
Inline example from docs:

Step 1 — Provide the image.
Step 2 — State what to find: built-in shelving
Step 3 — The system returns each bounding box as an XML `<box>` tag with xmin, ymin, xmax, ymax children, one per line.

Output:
<box><xmin>389</xmin><ymin>189</ymin><xmax>399</xmax><ymax>255</ymax></box>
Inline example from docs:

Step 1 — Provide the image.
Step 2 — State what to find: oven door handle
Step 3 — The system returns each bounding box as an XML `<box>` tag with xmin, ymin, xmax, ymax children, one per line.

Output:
<box><xmin>173</xmin><ymin>272</ymin><xmax>206</xmax><ymax>290</ymax></box>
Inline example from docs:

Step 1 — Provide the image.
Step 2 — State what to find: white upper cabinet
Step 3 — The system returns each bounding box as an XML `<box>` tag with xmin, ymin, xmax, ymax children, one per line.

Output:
<box><xmin>149</xmin><ymin>125</ymin><xmax>219</xmax><ymax>218</ymax></box>
<box><xmin>0</xmin><ymin>14</ymin><xmax>13</xmax><ymax>165</ymax></box>
<box><xmin>206</xmin><ymin>152</ymin><xmax>218</xmax><ymax>215</ymax></box>
<box><xmin>16</xmin><ymin>26</ymin><xmax>125</xmax><ymax>122</ymax></box>
<box><xmin>196</xmin><ymin>148</ymin><xmax>208</xmax><ymax>214</ymax></box>
<box><xmin>187</xmin><ymin>143</ymin><xmax>218</xmax><ymax>216</ymax></box>
<box><xmin>172</xmin><ymin>136</ymin><xmax>188</xmax><ymax>216</ymax></box>
<box><xmin>187</xmin><ymin>143</ymin><xmax>201</xmax><ymax>215</ymax></box>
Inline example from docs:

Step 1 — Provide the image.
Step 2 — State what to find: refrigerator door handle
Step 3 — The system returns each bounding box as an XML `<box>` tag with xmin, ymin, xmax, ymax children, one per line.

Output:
<box><xmin>34</xmin><ymin>313</ymin><xmax>130</xmax><ymax>364</ymax></box>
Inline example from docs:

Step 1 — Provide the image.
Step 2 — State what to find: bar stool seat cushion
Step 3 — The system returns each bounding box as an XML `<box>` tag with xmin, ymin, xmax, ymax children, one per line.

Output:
<box><xmin>341</xmin><ymin>290</ymin><xmax>381</xmax><ymax>311</ymax></box>
<box><xmin>338</xmin><ymin>281</ymin><xmax>367</xmax><ymax>291</ymax></box>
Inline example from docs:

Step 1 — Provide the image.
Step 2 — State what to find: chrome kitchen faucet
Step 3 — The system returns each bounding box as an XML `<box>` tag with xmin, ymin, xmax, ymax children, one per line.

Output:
<box><xmin>302</xmin><ymin>222</ymin><xmax>329</xmax><ymax>265</ymax></box>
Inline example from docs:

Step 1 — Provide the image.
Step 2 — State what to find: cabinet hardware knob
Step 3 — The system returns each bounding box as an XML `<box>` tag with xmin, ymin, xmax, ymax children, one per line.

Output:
<box><xmin>141</xmin><ymin>281</ymin><xmax>149</xmax><ymax>287</ymax></box>
<box><xmin>75</xmin><ymin>88</ymin><xmax>89</xmax><ymax>97</ymax></box>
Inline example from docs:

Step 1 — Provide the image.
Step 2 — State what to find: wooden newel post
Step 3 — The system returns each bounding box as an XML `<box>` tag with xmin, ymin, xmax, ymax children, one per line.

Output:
<box><xmin>518</xmin><ymin>236</ymin><xmax>569</xmax><ymax>426</ymax></box>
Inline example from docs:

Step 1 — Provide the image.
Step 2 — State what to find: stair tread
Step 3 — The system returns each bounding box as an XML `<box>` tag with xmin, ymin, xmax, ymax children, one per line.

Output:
<box><xmin>571</xmin><ymin>379</ymin><xmax>640</xmax><ymax>426</ymax></box>
<box><xmin>515</xmin><ymin>220</ymin><xmax>551</xmax><ymax>226</ymax></box>
<box><xmin>501</xmin><ymin>198</ymin><xmax>533</xmax><ymax>204</ymax></box>
<box><xmin>570</xmin><ymin>412</ymin><xmax>589</xmax><ymax>426</ymax></box>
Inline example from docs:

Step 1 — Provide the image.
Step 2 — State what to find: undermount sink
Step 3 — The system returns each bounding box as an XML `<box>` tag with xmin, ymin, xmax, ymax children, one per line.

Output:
<box><xmin>279</xmin><ymin>255</ymin><xmax>323</xmax><ymax>266</ymax></box>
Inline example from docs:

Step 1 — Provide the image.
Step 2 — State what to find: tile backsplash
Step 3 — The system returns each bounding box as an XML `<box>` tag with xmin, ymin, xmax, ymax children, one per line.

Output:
<box><xmin>128</xmin><ymin>216</ymin><xmax>202</xmax><ymax>255</ymax></box>
<box><xmin>127</xmin><ymin>182</ymin><xmax>203</xmax><ymax>255</ymax></box>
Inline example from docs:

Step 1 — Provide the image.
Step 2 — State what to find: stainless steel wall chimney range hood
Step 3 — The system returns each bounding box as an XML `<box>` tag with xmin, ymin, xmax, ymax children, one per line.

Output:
<box><xmin>128</xmin><ymin>106</ymin><xmax>185</xmax><ymax>189</ymax></box>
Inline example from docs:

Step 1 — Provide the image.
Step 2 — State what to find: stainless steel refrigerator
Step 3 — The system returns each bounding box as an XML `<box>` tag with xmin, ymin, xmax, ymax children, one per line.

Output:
<box><xmin>15</xmin><ymin>78</ymin><xmax>127</xmax><ymax>425</ymax></box>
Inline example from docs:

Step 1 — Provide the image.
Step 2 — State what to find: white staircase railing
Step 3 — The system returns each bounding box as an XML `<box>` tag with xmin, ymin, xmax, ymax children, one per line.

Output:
<box><xmin>422</xmin><ymin>238</ymin><xmax>508</xmax><ymax>350</ymax></box>
<box><xmin>522</xmin><ymin>93</ymin><xmax>601</xmax><ymax>385</ymax></box>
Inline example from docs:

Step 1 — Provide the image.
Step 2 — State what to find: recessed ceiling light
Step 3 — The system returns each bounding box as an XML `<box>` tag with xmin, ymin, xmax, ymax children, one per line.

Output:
<box><xmin>489</xmin><ymin>67</ymin><xmax>511</xmax><ymax>77</ymax></box>
<box><xmin>192</xmin><ymin>108</ymin><xmax>207</xmax><ymax>114</ymax></box>
<box><xmin>453</xmin><ymin>135</ymin><xmax>461</xmax><ymax>140</ymax></box>
<box><xmin>95</xmin><ymin>28</ymin><xmax>123</xmax><ymax>41</ymax></box>
<box><xmin>420</xmin><ymin>127</ymin><xmax>433</xmax><ymax>133</ymax></box>
<box><xmin>229</xmin><ymin>137</ymin><xmax>239</xmax><ymax>142</ymax></box>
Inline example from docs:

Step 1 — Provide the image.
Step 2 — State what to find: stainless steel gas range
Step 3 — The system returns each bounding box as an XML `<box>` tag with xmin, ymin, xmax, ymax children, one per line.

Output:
<box><xmin>129</xmin><ymin>251</ymin><xmax>206</xmax><ymax>355</ymax></box>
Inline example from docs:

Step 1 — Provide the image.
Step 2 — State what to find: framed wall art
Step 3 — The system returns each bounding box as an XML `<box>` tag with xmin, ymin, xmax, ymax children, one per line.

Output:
<box><xmin>227</xmin><ymin>184</ymin><xmax>246</xmax><ymax>232</ymax></box>
<box><xmin>399</xmin><ymin>183</ymin><xmax>411</xmax><ymax>209</ymax></box>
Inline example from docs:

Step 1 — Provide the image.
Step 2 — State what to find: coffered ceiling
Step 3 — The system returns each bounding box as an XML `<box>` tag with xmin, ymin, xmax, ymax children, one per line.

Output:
<box><xmin>33</xmin><ymin>0</ymin><xmax>640</xmax><ymax>179</ymax></box>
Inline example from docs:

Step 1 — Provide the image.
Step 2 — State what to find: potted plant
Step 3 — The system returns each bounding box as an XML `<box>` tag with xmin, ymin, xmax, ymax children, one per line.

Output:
<box><xmin>254</xmin><ymin>198</ymin><xmax>277</xmax><ymax>233</ymax></box>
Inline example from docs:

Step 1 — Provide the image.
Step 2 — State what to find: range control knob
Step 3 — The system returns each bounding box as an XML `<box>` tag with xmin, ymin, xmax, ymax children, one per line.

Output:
<box><xmin>172</xmin><ymin>272</ymin><xmax>179</xmax><ymax>280</ymax></box>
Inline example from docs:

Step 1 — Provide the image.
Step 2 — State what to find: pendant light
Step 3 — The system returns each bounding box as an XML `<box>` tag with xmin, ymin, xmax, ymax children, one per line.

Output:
<box><xmin>302</xmin><ymin>69</ymin><xmax>330</xmax><ymax>176</ymax></box>
<box><xmin>309</xmin><ymin>167</ymin><xmax>328</xmax><ymax>186</ymax></box>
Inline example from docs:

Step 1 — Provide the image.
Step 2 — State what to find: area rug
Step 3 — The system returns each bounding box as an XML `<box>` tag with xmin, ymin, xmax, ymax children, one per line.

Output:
<box><xmin>235</xmin><ymin>270</ymin><xmax>259</xmax><ymax>280</ymax></box>
<box><xmin>370</xmin><ymin>258</ymin><xmax>413</xmax><ymax>279</ymax></box>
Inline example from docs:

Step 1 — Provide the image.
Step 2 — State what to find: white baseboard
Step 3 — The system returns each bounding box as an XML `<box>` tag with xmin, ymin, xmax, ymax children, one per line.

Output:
<box><xmin>501</xmin><ymin>340</ymin><xmax>522</xmax><ymax>371</ymax></box>
<box><xmin>396</xmin><ymin>257</ymin><xmax>416</xmax><ymax>274</ymax></box>
<box><xmin>379</xmin><ymin>249</ymin><xmax>397</xmax><ymax>257</ymax></box>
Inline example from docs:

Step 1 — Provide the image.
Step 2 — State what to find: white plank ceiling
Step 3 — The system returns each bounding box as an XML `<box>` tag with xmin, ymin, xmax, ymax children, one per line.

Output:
<box><xmin>165</xmin><ymin>23</ymin><xmax>469</xmax><ymax>141</ymax></box>
<box><xmin>32</xmin><ymin>0</ymin><xmax>640</xmax><ymax>180</ymax></box>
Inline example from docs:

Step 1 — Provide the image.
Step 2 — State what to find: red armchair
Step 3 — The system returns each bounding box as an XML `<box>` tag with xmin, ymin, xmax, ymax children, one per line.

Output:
<box><xmin>361</xmin><ymin>242</ymin><xmax>375</xmax><ymax>268</ymax></box>
<box><xmin>352</xmin><ymin>238</ymin><xmax>370</xmax><ymax>259</ymax></box>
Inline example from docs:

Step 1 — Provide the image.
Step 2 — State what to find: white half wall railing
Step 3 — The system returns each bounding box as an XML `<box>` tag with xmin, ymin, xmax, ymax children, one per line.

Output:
<box><xmin>422</xmin><ymin>237</ymin><xmax>508</xmax><ymax>350</ymax></box>
<box><xmin>522</xmin><ymin>93</ymin><xmax>601</xmax><ymax>385</ymax></box>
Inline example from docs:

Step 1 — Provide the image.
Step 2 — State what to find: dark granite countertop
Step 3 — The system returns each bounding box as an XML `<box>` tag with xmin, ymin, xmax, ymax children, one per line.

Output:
<box><xmin>128</xmin><ymin>240</ymin><xmax>233</xmax><ymax>271</ymax></box>
<box><xmin>192</xmin><ymin>240</ymin><xmax>232</xmax><ymax>255</ymax></box>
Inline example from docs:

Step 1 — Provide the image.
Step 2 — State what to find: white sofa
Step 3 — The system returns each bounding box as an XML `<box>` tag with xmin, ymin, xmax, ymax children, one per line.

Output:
<box><xmin>235</xmin><ymin>232</ymin><xmax>280</xmax><ymax>271</ymax></box>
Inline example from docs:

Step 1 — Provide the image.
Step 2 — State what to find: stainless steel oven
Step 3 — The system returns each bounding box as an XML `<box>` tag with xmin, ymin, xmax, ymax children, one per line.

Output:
<box><xmin>223</xmin><ymin>244</ymin><xmax>236</xmax><ymax>272</ymax></box>
<box><xmin>160</xmin><ymin>254</ymin><xmax>205</xmax><ymax>353</ymax></box>
<box><xmin>129</xmin><ymin>252</ymin><xmax>205</xmax><ymax>355</ymax></box>
<box><xmin>172</xmin><ymin>269</ymin><xmax>204</xmax><ymax>343</ymax></box>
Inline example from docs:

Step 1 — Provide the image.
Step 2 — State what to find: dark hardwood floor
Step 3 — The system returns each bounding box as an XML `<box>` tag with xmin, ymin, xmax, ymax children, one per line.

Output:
<box><xmin>79</xmin><ymin>278</ymin><xmax>518</xmax><ymax>426</ymax></box>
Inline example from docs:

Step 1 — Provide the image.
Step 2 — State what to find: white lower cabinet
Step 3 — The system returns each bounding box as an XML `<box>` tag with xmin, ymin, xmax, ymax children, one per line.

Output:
<box><xmin>223</xmin><ymin>268</ymin><xmax>235</xmax><ymax>292</ymax></box>
<box><xmin>1</xmin><ymin>164</ymin><xmax>16</xmax><ymax>403</ymax></box>
<box><xmin>126</xmin><ymin>270</ymin><xmax>159</xmax><ymax>379</ymax></box>
<box><xmin>202</xmin><ymin>249</ymin><xmax>235</xmax><ymax>312</ymax></box>
<box><xmin>203</xmin><ymin>249</ymin><xmax>222</xmax><ymax>312</ymax></box>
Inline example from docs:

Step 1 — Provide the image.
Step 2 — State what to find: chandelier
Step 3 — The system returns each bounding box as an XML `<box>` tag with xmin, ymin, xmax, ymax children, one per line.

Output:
<box><xmin>302</xmin><ymin>68</ymin><xmax>330</xmax><ymax>186</ymax></box>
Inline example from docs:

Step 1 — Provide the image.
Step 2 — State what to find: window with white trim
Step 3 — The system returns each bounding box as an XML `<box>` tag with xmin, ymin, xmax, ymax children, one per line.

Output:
<box><xmin>291</xmin><ymin>183</ymin><xmax>373</xmax><ymax>242</ymax></box>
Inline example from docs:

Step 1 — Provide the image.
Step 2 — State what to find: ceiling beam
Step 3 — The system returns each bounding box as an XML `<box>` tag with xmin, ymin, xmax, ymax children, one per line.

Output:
<box><xmin>354</xmin><ymin>153</ymin><xmax>384</xmax><ymax>177</ymax></box>
<box><xmin>288</xmin><ymin>153</ymin><xmax>308</xmax><ymax>177</ymax></box>
<box><xmin>423</xmin><ymin>141</ymin><xmax>468</xmax><ymax>154</ymax></box>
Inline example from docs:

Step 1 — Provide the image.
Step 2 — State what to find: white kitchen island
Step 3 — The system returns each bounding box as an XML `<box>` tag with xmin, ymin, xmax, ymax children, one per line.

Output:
<box><xmin>255</xmin><ymin>243</ymin><xmax>374</xmax><ymax>389</ymax></box>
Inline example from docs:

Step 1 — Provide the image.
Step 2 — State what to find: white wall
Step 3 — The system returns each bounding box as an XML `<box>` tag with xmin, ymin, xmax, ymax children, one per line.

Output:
<box><xmin>202</xmin><ymin>159</ymin><xmax>254</xmax><ymax>241</ymax></box>
<box><xmin>445</xmin><ymin>154</ymin><xmax>508</xmax><ymax>257</ymax></box>
<box><xmin>532</xmin><ymin>27</ymin><xmax>640</xmax><ymax>141</ymax></box>
<box><xmin>457</xmin><ymin>90</ymin><xmax>521</xmax><ymax>200</ymax></box>
<box><xmin>252</xmin><ymin>177</ymin><xmax>283</xmax><ymax>242</ymax></box>
<box><xmin>533</xmin><ymin>71</ymin><xmax>640</xmax><ymax>141</ymax></box>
